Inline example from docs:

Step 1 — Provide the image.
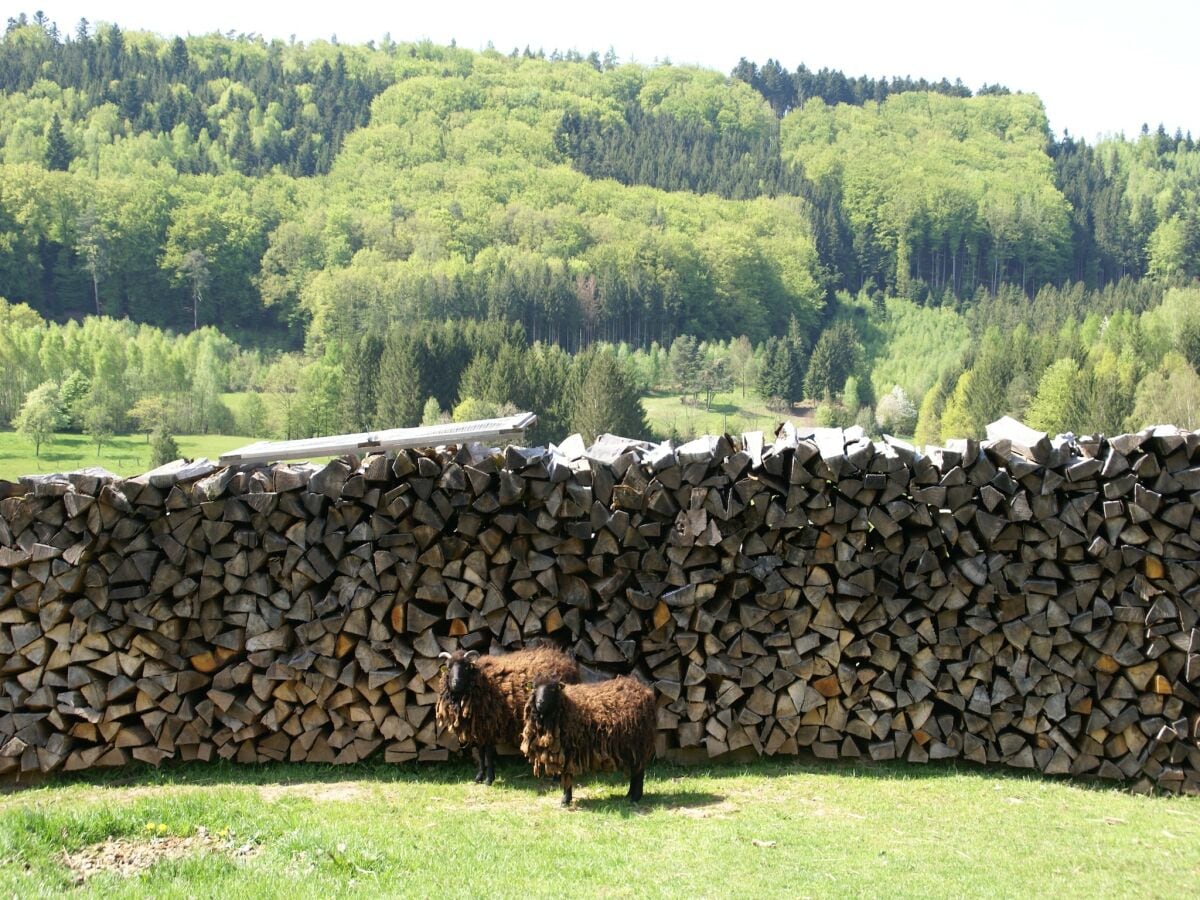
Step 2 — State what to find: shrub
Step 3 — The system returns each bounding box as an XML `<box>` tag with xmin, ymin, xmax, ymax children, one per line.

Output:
<box><xmin>150</xmin><ymin>428</ymin><xmax>181</xmax><ymax>467</ymax></box>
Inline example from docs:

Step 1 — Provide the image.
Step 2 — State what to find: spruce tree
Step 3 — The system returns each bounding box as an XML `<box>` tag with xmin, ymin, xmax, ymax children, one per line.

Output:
<box><xmin>375</xmin><ymin>331</ymin><xmax>423</xmax><ymax>427</ymax></box>
<box><xmin>45</xmin><ymin>113</ymin><xmax>73</xmax><ymax>171</ymax></box>
<box><xmin>570</xmin><ymin>352</ymin><xmax>648</xmax><ymax>443</ymax></box>
<box><xmin>341</xmin><ymin>333</ymin><xmax>384</xmax><ymax>431</ymax></box>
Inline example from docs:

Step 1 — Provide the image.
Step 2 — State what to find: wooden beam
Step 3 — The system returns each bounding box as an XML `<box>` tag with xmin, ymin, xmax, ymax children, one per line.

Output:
<box><xmin>218</xmin><ymin>413</ymin><xmax>537</xmax><ymax>465</ymax></box>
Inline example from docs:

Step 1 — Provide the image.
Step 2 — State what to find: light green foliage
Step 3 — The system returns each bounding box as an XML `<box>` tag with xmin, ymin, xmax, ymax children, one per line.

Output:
<box><xmin>295</xmin><ymin>55</ymin><xmax>824</xmax><ymax>349</ymax></box>
<box><xmin>128</xmin><ymin>394</ymin><xmax>176</xmax><ymax>440</ymax></box>
<box><xmin>236</xmin><ymin>392</ymin><xmax>268</xmax><ymax>438</ymax></box>
<box><xmin>1099</xmin><ymin>133</ymin><xmax>1200</xmax><ymax>283</ymax></box>
<box><xmin>842</xmin><ymin>375</ymin><xmax>864</xmax><ymax>415</ymax></box>
<box><xmin>1025</xmin><ymin>358</ymin><xmax>1082</xmax><ymax>435</ymax></box>
<box><xmin>856</xmin><ymin>295</ymin><xmax>971</xmax><ymax>402</ymax></box>
<box><xmin>695</xmin><ymin>359</ymin><xmax>731</xmax><ymax>412</ymax></box>
<box><xmin>57</xmin><ymin>370</ymin><xmax>90</xmax><ymax>431</ymax></box>
<box><xmin>939</xmin><ymin>370</ymin><xmax>976</xmax><ymax>440</ymax></box>
<box><xmin>263</xmin><ymin>354</ymin><xmax>305</xmax><ymax>440</ymax></box>
<box><xmin>1142</xmin><ymin>287</ymin><xmax>1200</xmax><ymax>369</ymax></box>
<box><xmin>452</xmin><ymin>397</ymin><xmax>502</xmax><ymax>423</ymax></box>
<box><xmin>82</xmin><ymin>403</ymin><xmax>115</xmax><ymax>456</ymax></box>
<box><xmin>914</xmin><ymin>381</ymin><xmax>948</xmax><ymax>447</ymax></box>
<box><xmin>13</xmin><ymin>381</ymin><xmax>63</xmax><ymax>456</ymax></box>
<box><xmin>638</xmin><ymin>65</ymin><xmax>775</xmax><ymax>137</ymax></box>
<box><xmin>813</xmin><ymin>403</ymin><xmax>852</xmax><ymax>428</ymax></box>
<box><xmin>782</xmin><ymin>92</ymin><xmax>1070</xmax><ymax>293</ymax></box>
<box><xmin>420</xmin><ymin>396</ymin><xmax>444</xmax><ymax>426</ymax></box>
<box><xmin>727</xmin><ymin>336</ymin><xmax>757</xmax><ymax>398</ymax></box>
<box><xmin>1129</xmin><ymin>352</ymin><xmax>1200</xmax><ymax>431</ymax></box>
<box><xmin>296</xmin><ymin>355</ymin><xmax>345</xmax><ymax>439</ymax></box>
<box><xmin>1147</xmin><ymin>216</ymin><xmax>1191</xmax><ymax>281</ymax></box>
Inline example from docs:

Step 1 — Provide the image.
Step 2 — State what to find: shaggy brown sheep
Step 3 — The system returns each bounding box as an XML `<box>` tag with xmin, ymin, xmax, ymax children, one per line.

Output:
<box><xmin>434</xmin><ymin>644</ymin><xmax>579</xmax><ymax>785</ymax></box>
<box><xmin>520</xmin><ymin>675</ymin><xmax>656</xmax><ymax>806</ymax></box>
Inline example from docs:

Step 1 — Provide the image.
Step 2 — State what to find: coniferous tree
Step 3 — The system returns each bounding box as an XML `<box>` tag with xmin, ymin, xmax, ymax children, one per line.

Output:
<box><xmin>375</xmin><ymin>331</ymin><xmax>424</xmax><ymax>427</ymax></box>
<box><xmin>758</xmin><ymin>337</ymin><xmax>797</xmax><ymax>405</ymax></box>
<box><xmin>341</xmin><ymin>333</ymin><xmax>384</xmax><ymax>431</ymax></box>
<box><xmin>570</xmin><ymin>351</ymin><xmax>648</xmax><ymax>443</ymax></box>
<box><xmin>804</xmin><ymin>322</ymin><xmax>860</xmax><ymax>402</ymax></box>
<box><xmin>44</xmin><ymin>112</ymin><xmax>72</xmax><ymax>171</ymax></box>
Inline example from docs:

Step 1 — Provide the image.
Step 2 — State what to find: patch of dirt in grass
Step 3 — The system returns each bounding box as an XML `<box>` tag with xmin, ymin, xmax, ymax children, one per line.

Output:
<box><xmin>62</xmin><ymin>828</ymin><xmax>258</xmax><ymax>883</ymax></box>
<box><xmin>672</xmin><ymin>799</ymin><xmax>740</xmax><ymax>819</ymax></box>
<box><xmin>259</xmin><ymin>781</ymin><xmax>368</xmax><ymax>803</ymax></box>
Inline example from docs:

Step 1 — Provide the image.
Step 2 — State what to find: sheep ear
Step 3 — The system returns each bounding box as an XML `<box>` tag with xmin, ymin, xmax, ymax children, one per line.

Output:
<box><xmin>465</xmin><ymin>650</ymin><xmax>480</xmax><ymax>662</ymax></box>
<box><xmin>525</xmin><ymin>680</ymin><xmax>534</xmax><ymax>692</ymax></box>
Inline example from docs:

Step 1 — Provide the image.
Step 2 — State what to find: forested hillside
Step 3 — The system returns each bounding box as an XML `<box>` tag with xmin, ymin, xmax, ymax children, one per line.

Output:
<box><xmin>1</xmin><ymin>13</ymin><xmax>1199</xmax><ymax>455</ymax></box>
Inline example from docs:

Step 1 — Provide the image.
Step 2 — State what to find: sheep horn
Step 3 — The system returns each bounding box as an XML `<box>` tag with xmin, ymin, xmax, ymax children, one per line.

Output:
<box><xmin>465</xmin><ymin>650</ymin><xmax>480</xmax><ymax>662</ymax></box>
<box><xmin>438</xmin><ymin>651</ymin><xmax>452</xmax><ymax>661</ymax></box>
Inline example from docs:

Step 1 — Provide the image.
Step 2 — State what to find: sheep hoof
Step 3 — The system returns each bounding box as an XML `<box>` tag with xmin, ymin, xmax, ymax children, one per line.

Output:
<box><xmin>484</xmin><ymin>776</ymin><xmax>495</xmax><ymax>786</ymax></box>
<box><xmin>560</xmin><ymin>797</ymin><xmax>572</xmax><ymax>808</ymax></box>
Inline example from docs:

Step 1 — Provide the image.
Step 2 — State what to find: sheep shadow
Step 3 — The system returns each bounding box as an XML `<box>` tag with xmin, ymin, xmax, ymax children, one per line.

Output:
<box><xmin>0</xmin><ymin>752</ymin><xmax>1159</xmax><ymax>800</ymax></box>
<box><xmin>570</xmin><ymin>789</ymin><xmax>726</xmax><ymax>816</ymax></box>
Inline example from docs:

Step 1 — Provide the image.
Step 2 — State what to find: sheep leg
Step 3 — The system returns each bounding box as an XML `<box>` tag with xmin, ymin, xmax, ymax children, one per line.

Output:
<box><xmin>560</xmin><ymin>773</ymin><xmax>573</xmax><ymax>807</ymax></box>
<box><xmin>473</xmin><ymin>747</ymin><xmax>487</xmax><ymax>783</ymax></box>
<box><xmin>484</xmin><ymin>744</ymin><xmax>496</xmax><ymax>786</ymax></box>
<box><xmin>626</xmin><ymin>768</ymin><xmax>644</xmax><ymax>802</ymax></box>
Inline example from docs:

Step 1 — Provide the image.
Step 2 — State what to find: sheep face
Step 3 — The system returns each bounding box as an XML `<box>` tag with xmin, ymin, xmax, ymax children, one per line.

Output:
<box><xmin>441</xmin><ymin>650</ymin><xmax>481</xmax><ymax>700</ymax></box>
<box><xmin>529</xmin><ymin>679</ymin><xmax>564</xmax><ymax>729</ymax></box>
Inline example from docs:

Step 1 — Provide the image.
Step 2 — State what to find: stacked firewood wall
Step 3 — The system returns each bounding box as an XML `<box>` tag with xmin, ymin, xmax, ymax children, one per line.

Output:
<box><xmin>1</xmin><ymin>420</ymin><xmax>1198</xmax><ymax>793</ymax></box>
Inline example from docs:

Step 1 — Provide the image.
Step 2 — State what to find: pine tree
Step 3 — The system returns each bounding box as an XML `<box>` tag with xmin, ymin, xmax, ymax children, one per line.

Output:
<box><xmin>45</xmin><ymin>113</ymin><xmax>73</xmax><ymax>171</ymax></box>
<box><xmin>757</xmin><ymin>337</ymin><xmax>796</xmax><ymax>405</ymax></box>
<box><xmin>804</xmin><ymin>322</ymin><xmax>860</xmax><ymax>402</ymax></box>
<box><xmin>570</xmin><ymin>352</ymin><xmax>648</xmax><ymax>443</ymax></box>
<box><xmin>341</xmin><ymin>333</ymin><xmax>384</xmax><ymax>431</ymax></box>
<box><xmin>668</xmin><ymin>335</ymin><xmax>701</xmax><ymax>397</ymax></box>
<box><xmin>150</xmin><ymin>427</ymin><xmax>181</xmax><ymax>467</ymax></box>
<box><xmin>375</xmin><ymin>331</ymin><xmax>423</xmax><ymax>427</ymax></box>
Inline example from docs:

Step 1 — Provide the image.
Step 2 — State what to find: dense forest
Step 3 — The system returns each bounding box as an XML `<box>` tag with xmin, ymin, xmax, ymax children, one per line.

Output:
<box><xmin>1</xmin><ymin>13</ymin><xmax>1199</xmax><ymax>452</ymax></box>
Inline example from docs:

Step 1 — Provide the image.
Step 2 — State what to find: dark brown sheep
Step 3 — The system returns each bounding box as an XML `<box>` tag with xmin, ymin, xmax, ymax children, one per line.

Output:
<box><xmin>434</xmin><ymin>644</ymin><xmax>579</xmax><ymax>785</ymax></box>
<box><xmin>519</xmin><ymin>675</ymin><xmax>656</xmax><ymax>806</ymax></box>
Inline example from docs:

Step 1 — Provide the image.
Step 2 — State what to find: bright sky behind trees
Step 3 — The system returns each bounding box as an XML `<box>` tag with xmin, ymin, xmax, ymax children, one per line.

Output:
<box><xmin>22</xmin><ymin>1</ymin><xmax>1200</xmax><ymax>142</ymax></box>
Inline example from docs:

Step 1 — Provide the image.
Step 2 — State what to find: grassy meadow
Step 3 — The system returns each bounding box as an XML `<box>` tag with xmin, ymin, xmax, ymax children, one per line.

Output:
<box><xmin>0</xmin><ymin>758</ymin><xmax>1196</xmax><ymax>898</ymax></box>
<box><xmin>641</xmin><ymin>390</ymin><xmax>814</xmax><ymax>441</ymax></box>
<box><xmin>0</xmin><ymin>430</ymin><xmax>257</xmax><ymax>482</ymax></box>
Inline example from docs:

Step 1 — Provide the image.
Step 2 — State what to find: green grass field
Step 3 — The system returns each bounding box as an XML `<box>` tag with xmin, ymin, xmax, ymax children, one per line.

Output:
<box><xmin>0</xmin><ymin>430</ymin><xmax>257</xmax><ymax>482</ymax></box>
<box><xmin>641</xmin><ymin>390</ymin><xmax>815</xmax><ymax>441</ymax></box>
<box><xmin>0</xmin><ymin>758</ymin><xmax>1196</xmax><ymax>897</ymax></box>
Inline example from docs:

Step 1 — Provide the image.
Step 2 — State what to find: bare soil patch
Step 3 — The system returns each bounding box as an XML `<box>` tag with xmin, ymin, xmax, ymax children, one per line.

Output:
<box><xmin>62</xmin><ymin>827</ymin><xmax>258</xmax><ymax>883</ymax></box>
<box><xmin>258</xmin><ymin>780</ymin><xmax>368</xmax><ymax>803</ymax></box>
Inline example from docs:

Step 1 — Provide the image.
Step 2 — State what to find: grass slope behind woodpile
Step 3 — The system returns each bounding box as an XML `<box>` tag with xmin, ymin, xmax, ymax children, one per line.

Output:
<box><xmin>1</xmin><ymin>759</ymin><xmax>1197</xmax><ymax>897</ymax></box>
<box><xmin>0</xmin><ymin>431</ymin><xmax>258</xmax><ymax>482</ymax></box>
<box><xmin>640</xmin><ymin>390</ymin><xmax>815</xmax><ymax>442</ymax></box>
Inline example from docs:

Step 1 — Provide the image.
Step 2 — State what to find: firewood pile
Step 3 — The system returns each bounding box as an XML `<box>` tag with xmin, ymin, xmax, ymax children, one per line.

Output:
<box><xmin>1</xmin><ymin>417</ymin><xmax>1197</xmax><ymax>793</ymax></box>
